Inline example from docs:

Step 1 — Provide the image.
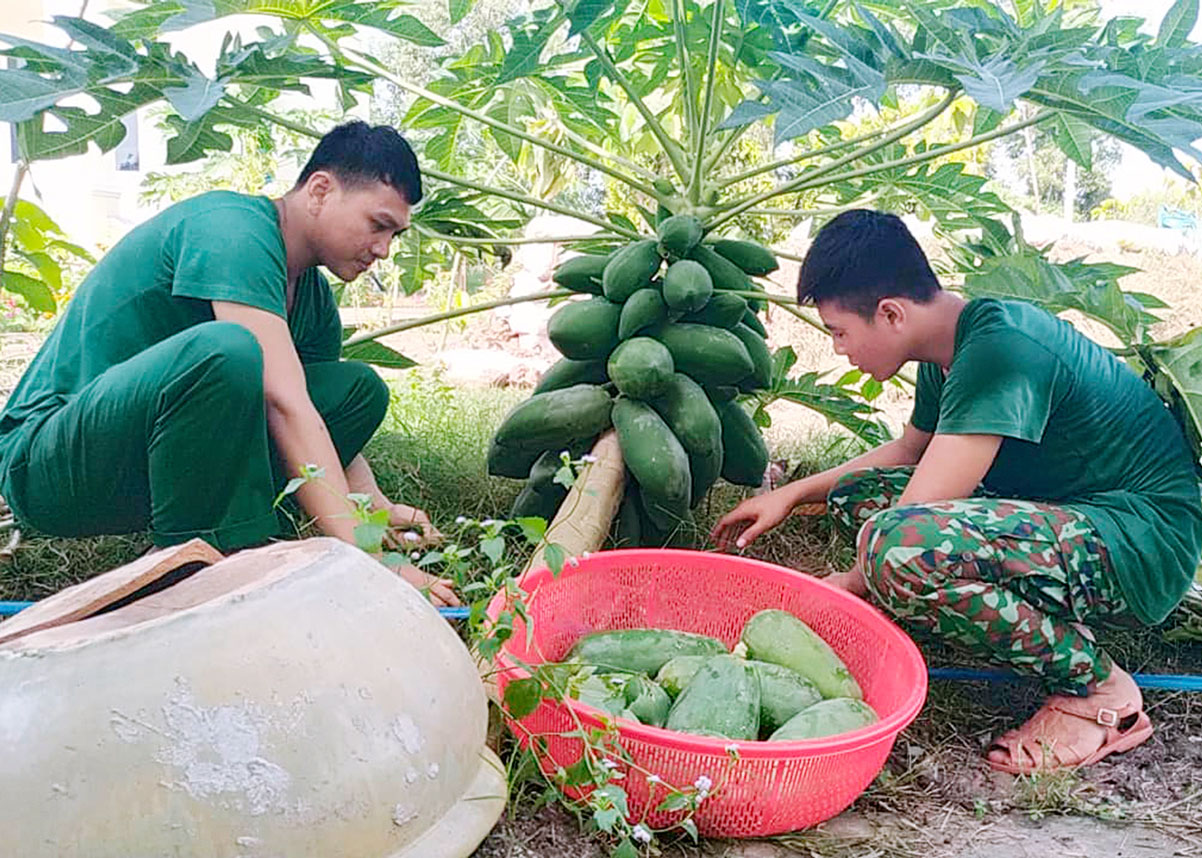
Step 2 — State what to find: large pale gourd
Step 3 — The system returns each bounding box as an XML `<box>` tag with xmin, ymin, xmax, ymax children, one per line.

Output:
<box><xmin>0</xmin><ymin>538</ymin><xmax>504</xmax><ymax>858</ymax></box>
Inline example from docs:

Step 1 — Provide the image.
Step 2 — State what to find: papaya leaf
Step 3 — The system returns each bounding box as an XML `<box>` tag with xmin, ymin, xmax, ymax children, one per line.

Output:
<box><xmin>340</xmin><ymin>340</ymin><xmax>418</xmax><ymax>369</ymax></box>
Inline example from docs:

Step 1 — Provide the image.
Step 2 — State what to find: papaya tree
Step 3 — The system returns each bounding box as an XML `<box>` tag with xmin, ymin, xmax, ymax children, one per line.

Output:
<box><xmin>3</xmin><ymin>0</ymin><xmax>1202</xmax><ymax>543</ymax></box>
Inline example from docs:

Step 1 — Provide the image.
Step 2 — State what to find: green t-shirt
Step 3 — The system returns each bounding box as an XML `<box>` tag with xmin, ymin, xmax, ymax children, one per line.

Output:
<box><xmin>0</xmin><ymin>190</ymin><xmax>341</xmax><ymax>466</ymax></box>
<box><xmin>912</xmin><ymin>298</ymin><xmax>1202</xmax><ymax>624</ymax></box>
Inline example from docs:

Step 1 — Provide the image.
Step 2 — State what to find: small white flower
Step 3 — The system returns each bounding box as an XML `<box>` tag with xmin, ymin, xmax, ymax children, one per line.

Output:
<box><xmin>410</xmin><ymin>551</ymin><xmax>421</xmax><ymax>560</ymax></box>
<box><xmin>568</xmin><ymin>556</ymin><xmax>580</xmax><ymax>567</ymax></box>
<box><xmin>581</xmin><ymin>453</ymin><xmax>598</xmax><ymax>464</ymax></box>
<box><xmin>631</xmin><ymin>824</ymin><xmax>652</xmax><ymax>844</ymax></box>
<box><xmin>481</xmin><ymin>518</ymin><xmax>497</xmax><ymax>528</ymax></box>
<box><xmin>455</xmin><ymin>515</ymin><xmax>467</xmax><ymax>525</ymax></box>
<box><xmin>402</xmin><ymin>531</ymin><xmax>420</xmax><ymax>543</ymax></box>
<box><xmin>647</xmin><ymin>774</ymin><xmax>663</xmax><ymax>785</ymax></box>
<box><xmin>724</xmin><ymin>743</ymin><xmax>738</xmax><ymax>753</ymax></box>
<box><xmin>693</xmin><ymin>775</ymin><xmax>713</xmax><ymax>792</ymax></box>
<box><xmin>599</xmin><ymin>758</ymin><xmax>619</xmax><ymax>771</ymax></box>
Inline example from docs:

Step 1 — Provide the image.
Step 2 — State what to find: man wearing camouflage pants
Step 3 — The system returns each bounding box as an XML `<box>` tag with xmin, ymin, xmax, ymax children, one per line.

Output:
<box><xmin>713</xmin><ymin>210</ymin><xmax>1202</xmax><ymax>773</ymax></box>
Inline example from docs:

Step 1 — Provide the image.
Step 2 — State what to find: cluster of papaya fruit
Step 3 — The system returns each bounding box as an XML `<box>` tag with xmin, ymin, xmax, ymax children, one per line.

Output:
<box><xmin>487</xmin><ymin>213</ymin><xmax>780</xmax><ymax>545</ymax></box>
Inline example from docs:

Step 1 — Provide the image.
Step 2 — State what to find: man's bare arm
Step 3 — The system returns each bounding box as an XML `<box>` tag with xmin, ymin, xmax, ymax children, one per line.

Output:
<box><xmin>899</xmin><ymin>433</ymin><xmax>1002</xmax><ymax>505</ymax></box>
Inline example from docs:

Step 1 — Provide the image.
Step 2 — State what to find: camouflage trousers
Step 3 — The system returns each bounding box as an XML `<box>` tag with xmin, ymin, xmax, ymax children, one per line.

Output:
<box><xmin>828</xmin><ymin>467</ymin><xmax>1138</xmax><ymax>695</ymax></box>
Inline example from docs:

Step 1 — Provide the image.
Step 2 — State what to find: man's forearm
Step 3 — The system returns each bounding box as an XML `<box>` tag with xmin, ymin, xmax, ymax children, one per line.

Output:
<box><xmin>268</xmin><ymin>404</ymin><xmax>358</xmax><ymax>543</ymax></box>
<box><xmin>346</xmin><ymin>454</ymin><xmax>391</xmax><ymax>510</ymax></box>
<box><xmin>780</xmin><ymin>436</ymin><xmax>924</xmax><ymax>509</ymax></box>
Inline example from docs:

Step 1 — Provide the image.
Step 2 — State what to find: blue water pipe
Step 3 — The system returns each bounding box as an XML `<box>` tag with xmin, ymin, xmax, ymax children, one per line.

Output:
<box><xmin>3</xmin><ymin>600</ymin><xmax>1199</xmax><ymax>689</ymax></box>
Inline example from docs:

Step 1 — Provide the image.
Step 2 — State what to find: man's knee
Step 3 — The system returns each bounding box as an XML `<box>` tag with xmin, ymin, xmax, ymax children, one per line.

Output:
<box><xmin>336</xmin><ymin>361</ymin><xmax>389</xmax><ymax>429</ymax></box>
<box><xmin>828</xmin><ymin>468</ymin><xmax>876</xmax><ymax>505</ymax></box>
<box><xmin>186</xmin><ymin>321</ymin><xmax>264</xmax><ymax>395</ymax></box>
<box><xmin>857</xmin><ymin>507</ymin><xmax>919</xmax><ymax>603</ymax></box>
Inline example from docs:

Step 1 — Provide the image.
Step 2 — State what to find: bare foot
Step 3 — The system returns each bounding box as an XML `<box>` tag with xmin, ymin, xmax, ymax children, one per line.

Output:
<box><xmin>822</xmin><ymin>564</ymin><xmax>869</xmax><ymax>598</ymax></box>
<box><xmin>986</xmin><ymin>665</ymin><xmax>1152</xmax><ymax>773</ymax></box>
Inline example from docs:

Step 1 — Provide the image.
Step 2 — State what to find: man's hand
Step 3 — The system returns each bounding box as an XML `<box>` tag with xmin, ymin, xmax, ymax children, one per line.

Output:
<box><xmin>385</xmin><ymin>503</ymin><xmax>444</xmax><ymax>549</ymax></box>
<box><xmin>710</xmin><ymin>488</ymin><xmax>796</xmax><ymax>550</ymax></box>
<box><xmin>395</xmin><ymin>562</ymin><xmax>460</xmax><ymax>607</ymax></box>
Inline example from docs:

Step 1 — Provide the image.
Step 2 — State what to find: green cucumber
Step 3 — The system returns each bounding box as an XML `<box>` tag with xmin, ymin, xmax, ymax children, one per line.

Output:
<box><xmin>741</xmin><ymin>609</ymin><xmax>863</xmax><ymax>700</ymax></box>
<box><xmin>665</xmin><ymin>655</ymin><xmax>760</xmax><ymax>740</ymax></box>
<box><xmin>768</xmin><ymin>698</ymin><xmax>878</xmax><ymax>741</ymax></box>
<box><xmin>569</xmin><ymin>628</ymin><xmax>727</xmax><ymax>675</ymax></box>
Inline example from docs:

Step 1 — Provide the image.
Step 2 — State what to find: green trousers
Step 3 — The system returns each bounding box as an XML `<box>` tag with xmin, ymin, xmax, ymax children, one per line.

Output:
<box><xmin>4</xmin><ymin>322</ymin><xmax>389</xmax><ymax>552</ymax></box>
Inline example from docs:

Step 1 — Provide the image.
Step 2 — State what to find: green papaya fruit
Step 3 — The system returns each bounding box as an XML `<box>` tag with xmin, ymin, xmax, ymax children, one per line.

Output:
<box><xmin>603</xmin><ymin>240</ymin><xmax>662</xmax><ymax>303</ymax></box>
<box><xmin>715</xmin><ymin>399</ymin><xmax>769</xmax><ymax>487</ymax></box>
<box><xmin>662</xmin><ymin>259</ymin><xmax>714</xmax><ymax>313</ymax></box>
<box><xmin>656</xmin><ymin>214</ymin><xmax>704</xmax><ymax>259</ymax></box>
<box><xmin>552</xmin><ymin>253</ymin><xmax>609</xmax><ymax>294</ymax></box>
<box><xmin>682</xmin><ymin>292</ymin><xmax>748</xmax><ymax>329</ymax></box>
<box><xmin>712</xmin><ymin>238</ymin><xmax>779</xmax><ymax>276</ymax></box>
<box><xmin>534</xmin><ymin>357</ymin><xmax>609</xmax><ymax>394</ymax></box>
<box><xmin>608</xmin><ymin>337</ymin><xmax>675</xmax><ymax>401</ymax></box>
<box><xmin>731</xmin><ymin>322</ymin><xmax>773</xmax><ymax>391</ymax></box>
<box><xmin>618</xmin><ymin>287</ymin><xmax>668</xmax><ymax>340</ymax></box>
<box><xmin>547</xmin><ymin>297</ymin><xmax>622</xmax><ymax>360</ymax></box>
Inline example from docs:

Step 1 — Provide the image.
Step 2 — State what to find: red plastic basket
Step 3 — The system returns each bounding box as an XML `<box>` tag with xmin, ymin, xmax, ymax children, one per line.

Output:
<box><xmin>487</xmin><ymin>548</ymin><xmax>928</xmax><ymax>837</ymax></box>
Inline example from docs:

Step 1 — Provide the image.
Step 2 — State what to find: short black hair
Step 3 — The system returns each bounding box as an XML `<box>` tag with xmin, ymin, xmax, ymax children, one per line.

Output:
<box><xmin>295</xmin><ymin>121</ymin><xmax>423</xmax><ymax>205</ymax></box>
<box><xmin>798</xmin><ymin>209</ymin><xmax>940</xmax><ymax>318</ymax></box>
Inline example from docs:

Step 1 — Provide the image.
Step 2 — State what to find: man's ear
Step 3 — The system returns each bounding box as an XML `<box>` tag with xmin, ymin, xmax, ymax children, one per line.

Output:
<box><xmin>877</xmin><ymin>297</ymin><xmax>907</xmax><ymax>328</ymax></box>
<box><xmin>303</xmin><ymin>170</ymin><xmax>336</xmax><ymax>216</ymax></box>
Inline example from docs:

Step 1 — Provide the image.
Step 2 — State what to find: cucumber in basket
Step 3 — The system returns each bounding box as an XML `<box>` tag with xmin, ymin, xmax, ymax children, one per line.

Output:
<box><xmin>569</xmin><ymin>628</ymin><xmax>727</xmax><ymax>676</ymax></box>
<box><xmin>741</xmin><ymin>609</ymin><xmax>863</xmax><ymax>700</ymax></box>
<box><xmin>665</xmin><ymin>655</ymin><xmax>760</xmax><ymax>740</ymax></box>
<box><xmin>768</xmin><ymin>698</ymin><xmax>878</xmax><ymax>741</ymax></box>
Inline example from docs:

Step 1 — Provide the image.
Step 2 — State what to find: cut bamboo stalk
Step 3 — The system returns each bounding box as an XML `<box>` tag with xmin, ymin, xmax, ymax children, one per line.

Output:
<box><xmin>522</xmin><ymin>430</ymin><xmax>626</xmax><ymax>578</ymax></box>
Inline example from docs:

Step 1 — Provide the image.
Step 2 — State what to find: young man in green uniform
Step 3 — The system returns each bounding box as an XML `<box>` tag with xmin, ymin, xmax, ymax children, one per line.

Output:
<box><xmin>0</xmin><ymin>121</ymin><xmax>457</xmax><ymax>606</ymax></box>
<box><xmin>713</xmin><ymin>210</ymin><xmax>1202</xmax><ymax>772</ymax></box>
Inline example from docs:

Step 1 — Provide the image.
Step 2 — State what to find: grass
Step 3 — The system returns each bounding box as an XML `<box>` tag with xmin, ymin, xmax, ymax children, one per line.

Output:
<box><xmin>4</xmin><ymin>374</ymin><xmax>1202</xmax><ymax>857</ymax></box>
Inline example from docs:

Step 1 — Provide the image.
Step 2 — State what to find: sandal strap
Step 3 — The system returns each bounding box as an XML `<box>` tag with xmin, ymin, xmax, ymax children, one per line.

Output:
<box><xmin>1046</xmin><ymin>696</ymin><xmax>1138</xmax><ymax>728</ymax></box>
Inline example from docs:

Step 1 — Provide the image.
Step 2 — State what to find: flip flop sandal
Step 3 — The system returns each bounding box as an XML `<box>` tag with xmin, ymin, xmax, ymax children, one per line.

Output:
<box><xmin>986</xmin><ymin>695</ymin><xmax>1154</xmax><ymax>775</ymax></box>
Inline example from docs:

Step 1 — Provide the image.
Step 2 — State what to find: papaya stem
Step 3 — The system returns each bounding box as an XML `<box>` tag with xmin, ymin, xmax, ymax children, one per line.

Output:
<box><xmin>343</xmin><ymin>289</ymin><xmax>574</xmax><ymax>347</ymax></box>
<box><xmin>579</xmin><ymin>30</ymin><xmax>692</xmax><ymax>183</ymax></box>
